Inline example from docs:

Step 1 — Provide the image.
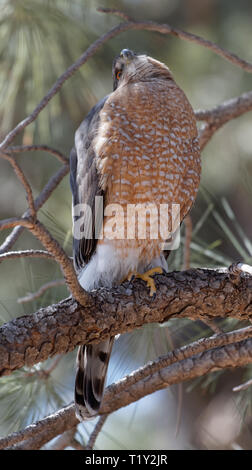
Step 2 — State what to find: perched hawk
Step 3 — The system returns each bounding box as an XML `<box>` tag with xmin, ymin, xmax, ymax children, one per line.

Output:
<box><xmin>70</xmin><ymin>49</ymin><xmax>201</xmax><ymax>420</ymax></box>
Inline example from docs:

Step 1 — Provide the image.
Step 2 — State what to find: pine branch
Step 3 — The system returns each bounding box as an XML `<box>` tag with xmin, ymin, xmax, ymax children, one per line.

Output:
<box><xmin>98</xmin><ymin>8</ymin><xmax>252</xmax><ymax>73</ymax></box>
<box><xmin>0</xmin><ymin>217</ymin><xmax>32</xmax><ymax>231</ymax></box>
<box><xmin>0</xmin><ymin>249</ymin><xmax>54</xmax><ymax>262</ymax></box>
<box><xmin>196</xmin><ymin>90</ymin><xmax>252</xmax><ymax>149</ymax></box>
<box><xmin>1</xmin><ymin>331</ymin><xmax>252</xmax><ymax>450</ymax></box>
<box><xmin>6</xmin><ymin>145</ymin><xmax>69</xmax><ymax>165</ymax></box>
<box><xmin>0</xmin><ymin>268</ymin><xmax>251</xmax><ymax>376</ymax></box>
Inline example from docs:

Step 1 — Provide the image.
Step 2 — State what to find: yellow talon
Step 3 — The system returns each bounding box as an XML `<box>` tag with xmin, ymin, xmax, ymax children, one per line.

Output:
<box><xmin>126</xmin><ymin>267</ymin><xmax>163</xmax><ymax>297</ymax></box>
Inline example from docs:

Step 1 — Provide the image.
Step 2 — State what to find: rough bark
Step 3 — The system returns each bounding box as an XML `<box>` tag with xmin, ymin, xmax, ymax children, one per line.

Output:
<box><xmin>0</xmin><ymin>268</ymin><xmax>251</xmax><ymax>376</ymax></box>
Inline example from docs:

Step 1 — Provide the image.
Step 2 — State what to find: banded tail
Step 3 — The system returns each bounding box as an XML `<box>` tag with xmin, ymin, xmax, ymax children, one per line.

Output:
<box><xmin>75</xmin><ymin>338</ymin><xmax>114</xmax><ymax>419</ymax></box>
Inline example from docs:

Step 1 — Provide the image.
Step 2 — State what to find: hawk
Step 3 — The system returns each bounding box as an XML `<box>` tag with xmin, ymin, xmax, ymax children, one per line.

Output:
<box><xmin>70</xmin><ymin>49</ymin><xmax>201</xmax><ymax>420</ymax></box>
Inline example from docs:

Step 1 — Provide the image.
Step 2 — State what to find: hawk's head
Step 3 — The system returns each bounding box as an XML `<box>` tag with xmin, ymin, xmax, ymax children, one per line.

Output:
<box><xmin>112</xmin><ymin>49</ymin><xmax>173</xmax><ymax>91</ymax></box>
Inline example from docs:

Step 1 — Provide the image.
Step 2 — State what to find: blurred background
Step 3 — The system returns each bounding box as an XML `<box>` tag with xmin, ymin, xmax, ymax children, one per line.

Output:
<box><xmin>0</xmin><ymin>0</ymin><xmax>252</xmax><ymax>450</ymax></box>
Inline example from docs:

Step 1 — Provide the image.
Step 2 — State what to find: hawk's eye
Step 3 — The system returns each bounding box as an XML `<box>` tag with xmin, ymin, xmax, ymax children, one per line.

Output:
<box><xmin>116</xmin><ymin>70</ymin><xmax>122</xmax><ymax>80</ymax></box>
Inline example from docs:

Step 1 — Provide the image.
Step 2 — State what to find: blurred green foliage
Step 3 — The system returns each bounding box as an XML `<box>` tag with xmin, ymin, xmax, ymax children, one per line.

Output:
<box><xmin>0</xmin><ymin>0</ymin><xmax>252</xmax><ymax>450</ymax></box>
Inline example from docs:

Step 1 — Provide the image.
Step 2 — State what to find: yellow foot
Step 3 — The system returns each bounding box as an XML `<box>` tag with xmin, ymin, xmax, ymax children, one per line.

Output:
<box><xmin>126</xmin><ymin>267</ymin><xmax>163</xmax><ymax>297</ymax></box>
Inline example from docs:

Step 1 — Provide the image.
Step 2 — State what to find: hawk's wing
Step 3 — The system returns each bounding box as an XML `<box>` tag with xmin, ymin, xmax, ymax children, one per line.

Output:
<box><xmin>70</xmin><ymin>95</ymin><xmax>109</xmax><ymax>271</ymax></box>
<box><xmin>70</xmin><ymin>95</ymin><xmax>114</xmax><ymax>418</ymax></box>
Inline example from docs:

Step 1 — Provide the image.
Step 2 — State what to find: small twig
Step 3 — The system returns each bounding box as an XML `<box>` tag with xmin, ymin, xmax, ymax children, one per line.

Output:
<box><xmin>17</xmin><ymin>279</ymin><xmax>66</xmax><ymax>304</ymax></box>
<box><xmin>233</xmin><ymin>377</ymin><xmax>252</xmax><ymax>392</ymax></box>
<box><xmin>24</xmin><ymin>355</ymin><xmax>63</xmax><ymax>380</ymax></box>
<box><xmin>0</xmin><ymin>226</ymin><xmax>24</xmax><ymax>255</ymax></box>
<box><xmin>182</xmin><ymin>215</ymin><xmax>192</xmax><ymax>270</ymax></box>
<box><xmin>0</xmin><ymin>216</ymin><xmax>32</xmax><ymax>231</ymax></box>
<box><xmin>196</xmin><ymin>90</ymin><xmax>252</xmax><ymax>149</ymax></box>
<box><xmin>195</xmin><ymin>91</ymin><xmax>252</xmax><ymax>121</ymax></box>
<box><xmin>85</xmin><ymin>414</ymin><xmax>108</xmax><ymax>450</ymax></box>
<box><xmin>0</xmin><ymin>249</ymin><xmax>54</xmax><ymax>262</ymax></box>
<box><xmin>98</xmin><ymin>9</ymin><xmax>252</xmax><ymax>73</ymax></box>
<box><xmin>6</xmin><ymin>145</ymin><xmax>68</xmax><ymax>165</ymax></box>
<box><xmin>97</xmin><ymin>7</ymin><xmax>133</xmax><ymax>21</ymax></box>
<box><xmin>45</xmin><ymin>355</ymin><xmax>63</xmax><ymax>375</ymax></box>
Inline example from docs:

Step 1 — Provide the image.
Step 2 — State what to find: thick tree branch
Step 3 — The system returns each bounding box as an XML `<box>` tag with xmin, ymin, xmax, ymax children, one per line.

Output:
<box><xmin>0</xmin><ymin>268</ymin><xmax>251</xmax><ymax>376</ymax></box>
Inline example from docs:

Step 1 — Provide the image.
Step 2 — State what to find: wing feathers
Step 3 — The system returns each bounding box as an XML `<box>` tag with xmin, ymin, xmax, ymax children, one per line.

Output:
<box><xmin>70</xmin><ymin>96</ymin><xmax>109</xmax><ymax>270</ymax></box>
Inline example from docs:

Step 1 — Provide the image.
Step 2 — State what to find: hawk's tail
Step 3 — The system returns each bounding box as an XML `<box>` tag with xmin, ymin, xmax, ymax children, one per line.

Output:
<box><xmin>75</xmin><ymin>338</ymin><xmax>114</xmax><ymax>419</ymax></box>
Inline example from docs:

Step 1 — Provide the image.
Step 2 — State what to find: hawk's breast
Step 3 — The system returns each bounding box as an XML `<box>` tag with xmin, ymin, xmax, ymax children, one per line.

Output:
<box><xmin>94</xmin><ymin>79</ymin><xmax>201</xmax><ymax>263</ymax></box>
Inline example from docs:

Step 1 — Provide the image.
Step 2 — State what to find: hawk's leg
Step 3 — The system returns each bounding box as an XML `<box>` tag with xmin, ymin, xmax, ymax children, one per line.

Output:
<box><xmin>127</xmin><ymin>267</ymin><xmax>163</xmax><ymax>297</ymax></box>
